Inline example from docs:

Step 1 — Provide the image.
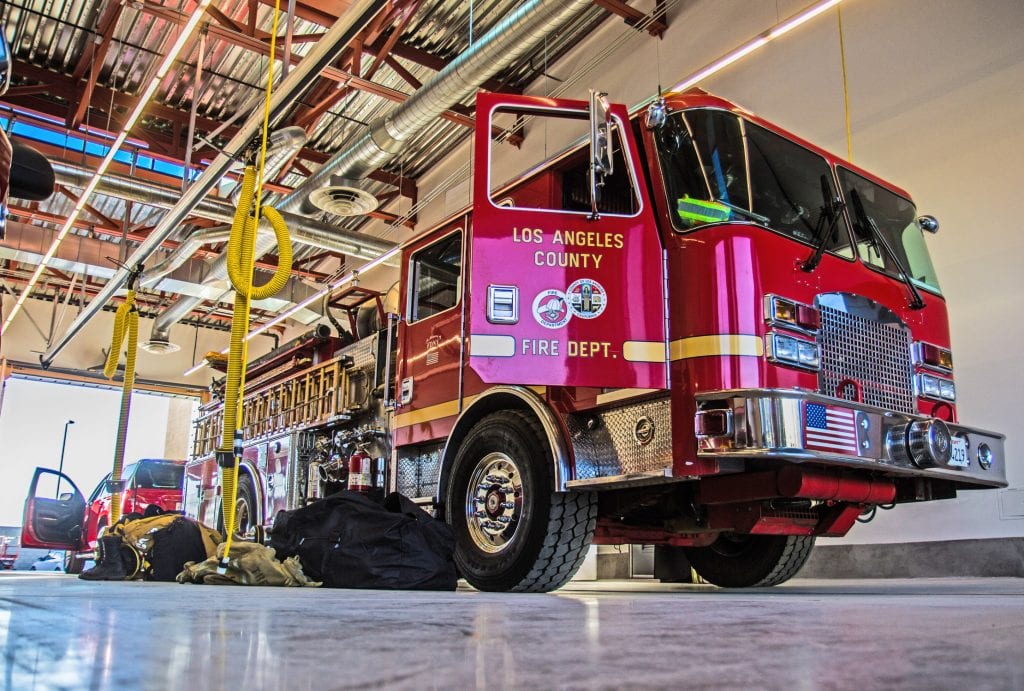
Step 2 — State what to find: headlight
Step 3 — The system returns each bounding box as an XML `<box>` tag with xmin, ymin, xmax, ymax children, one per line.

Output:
<box><xmin>768</xmin><ymin>333</ymin><xmax>819</xmax><ymax>370</ymax></box>
<box><xmin>797</xmin><ymin>341</ymin><xmax>819</xmax><ymax>368</ymax></box>
<box><xmin>917</xmin><ymin>373</ymin><xmax>956</xmax><ymax>401</ymax></box>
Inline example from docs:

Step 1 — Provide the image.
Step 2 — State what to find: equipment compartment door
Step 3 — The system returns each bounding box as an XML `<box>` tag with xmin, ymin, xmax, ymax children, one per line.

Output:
<box><xmin>469</xmin><ymin>92</ymin><xmax>667</xmax><ymax>389</ymax></box>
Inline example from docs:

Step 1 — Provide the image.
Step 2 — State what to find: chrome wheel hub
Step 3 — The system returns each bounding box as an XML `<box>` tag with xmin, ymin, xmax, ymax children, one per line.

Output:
<box><xmin>465</xmin><ymin>452</ymin><xmax>523</xmax><ymax>554</ymax></box>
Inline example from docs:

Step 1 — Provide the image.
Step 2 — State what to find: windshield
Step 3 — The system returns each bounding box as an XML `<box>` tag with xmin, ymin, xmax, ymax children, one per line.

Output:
<box><xmin>655</xmin><ymin>109</ymin><xmax>853</xmax><ymax>258</ymax></box>
<box><xmin>135</xmin><ymin>461</ymin><xmax>184</xmax><ymax>490</ymax></box>
<box><xmin>837</xmin><ymin>168</ymin><xmax>941</xmax><ymax>294</ymax></box>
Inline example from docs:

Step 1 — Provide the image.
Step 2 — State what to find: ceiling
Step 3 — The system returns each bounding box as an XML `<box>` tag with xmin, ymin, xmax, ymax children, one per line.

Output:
<box><xmin>0</xmin><ymin>0</ymin><xmax>667</xmax><ymax>337</ymax></box>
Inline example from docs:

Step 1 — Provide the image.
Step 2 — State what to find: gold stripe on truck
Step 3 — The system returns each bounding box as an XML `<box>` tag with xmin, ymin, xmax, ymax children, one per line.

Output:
<box><xmin>623</xmin><ymin>335</ymin><xmax>764</xmax><ymax>362</ymax></box>
<box><xmin>393</xmin><ymin>386</ymin><xmax>547</xmax><ymax>429</ymax></box>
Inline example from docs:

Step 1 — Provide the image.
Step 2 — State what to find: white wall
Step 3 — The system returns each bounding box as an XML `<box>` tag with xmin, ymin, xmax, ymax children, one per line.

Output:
<box><xmin>394</xmin><ymin>0</ymin><xmax>1024</xmax><ymax>543</ymax></box>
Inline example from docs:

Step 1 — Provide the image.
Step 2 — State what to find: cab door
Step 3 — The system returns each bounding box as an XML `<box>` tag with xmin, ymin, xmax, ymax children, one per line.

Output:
<box><xmin>469</xmin><ymin>92</ymin><xmax>667</xmax><ymax>389</ymax></box>
<box><xmin>21</xmin><ymin>468</ymin><xmax>86</xmax><ymax>550</ymax></box>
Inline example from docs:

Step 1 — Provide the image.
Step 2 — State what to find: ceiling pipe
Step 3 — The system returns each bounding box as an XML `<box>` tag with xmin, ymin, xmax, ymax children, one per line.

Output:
<box><xmin>40</xmin><ymin>0</ymin><xmax>390</xmax><ymax>368</ymax></box>
<box><xmin>49</xmin><ymin>161</ymin><xmax>395</xmax><ymax>262</ymax></box>
<box><xmin>152</xmin><ymin>0</ymin><xmax>593</xmax><ymax>342</ymax></box>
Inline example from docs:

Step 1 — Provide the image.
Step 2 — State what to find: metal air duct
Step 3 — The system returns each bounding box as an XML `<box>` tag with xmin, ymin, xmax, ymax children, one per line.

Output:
<box><xmin>279</xmin><ymin>0</ymin><xmax>592</xmax><ymax>215</ymax></box>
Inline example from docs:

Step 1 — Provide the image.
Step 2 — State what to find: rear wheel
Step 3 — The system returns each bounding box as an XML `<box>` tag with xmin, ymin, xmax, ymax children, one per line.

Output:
<box><xmin>683</xmin><ymin>533</ymin><xmax>815</xmax><ymax>587</ymax></box>
<box><xmin>446</xmin><ymin>410</ymin><xmax>596</xmax><ymax>592</ymax></box>
<box><xmin>220</xmin><ymin>473</ymin><xmax>258</xmax><ymax>539</ymax></box>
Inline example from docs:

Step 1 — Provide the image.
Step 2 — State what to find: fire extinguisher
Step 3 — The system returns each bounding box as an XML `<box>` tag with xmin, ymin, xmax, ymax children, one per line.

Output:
<box><xmin>347</xmin><ymin>450</ymin><xmax>372</xmax><ymax>494</ymax></box>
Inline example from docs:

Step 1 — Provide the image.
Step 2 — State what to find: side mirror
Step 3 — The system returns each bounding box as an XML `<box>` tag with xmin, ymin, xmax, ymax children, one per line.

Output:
<box><xmin>589</xmin><ymin>89</ymin><xmax>615</xmax><ymax>219</ymax></box>
<box><xmin>917</xmin><ymin>215</ymin><xmax>939</xmax><ymax>233</ymax></box>
<box><xmin>0</xmin><ymin>27</ymin><xmax>10</xmax><ymax>96</ymax></box>
<box><xmin>58</xmin><ymin>492</ymin><xmax>74</xmax><ymax>502</ymax></box>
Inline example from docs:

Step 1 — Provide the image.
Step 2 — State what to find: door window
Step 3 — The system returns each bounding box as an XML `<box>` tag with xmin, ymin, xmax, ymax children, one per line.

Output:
<box><xmin>409</xmin><ymin>231</ymin><xmax>463</xmax><ymax>322</ymax></box>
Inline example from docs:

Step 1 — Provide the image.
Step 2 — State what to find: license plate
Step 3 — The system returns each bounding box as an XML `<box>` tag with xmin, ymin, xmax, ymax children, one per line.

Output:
<box><xmin>949</xmin><ymin>436</ymin><xmax>969</xmax><ymax>468</ymax></box>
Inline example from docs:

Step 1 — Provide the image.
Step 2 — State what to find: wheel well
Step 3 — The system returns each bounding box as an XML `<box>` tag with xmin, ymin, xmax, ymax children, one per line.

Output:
<box><xmin>237</xmin><ymin>462</ymin><xmax>263</xmax><ymax>527</ymax></box>
<box><xmin>438</xmin><ymin>387</ymin><xmax>571</xmax><ymax>509</ymax></box>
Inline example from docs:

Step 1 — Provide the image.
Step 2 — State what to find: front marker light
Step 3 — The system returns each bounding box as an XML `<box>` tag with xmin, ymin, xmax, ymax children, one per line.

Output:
<box><xmin>915</xmin><ymin>341</ymin><xmax>953</xmax><ymax>371</ymax></box>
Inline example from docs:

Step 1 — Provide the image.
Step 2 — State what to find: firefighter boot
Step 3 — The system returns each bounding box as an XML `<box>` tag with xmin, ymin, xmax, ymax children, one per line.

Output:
<box><xmin>79</xmin><ymin>536</ymin><xmax>138</xmax><ymax>581</ymax></box>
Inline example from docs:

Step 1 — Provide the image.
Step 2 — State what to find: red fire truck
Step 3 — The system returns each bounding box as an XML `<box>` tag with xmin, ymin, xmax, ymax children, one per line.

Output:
<box><xmin>185</xmin><ymin>89</ymin><xmax>1006</xmax><ymax>591</ymax></box>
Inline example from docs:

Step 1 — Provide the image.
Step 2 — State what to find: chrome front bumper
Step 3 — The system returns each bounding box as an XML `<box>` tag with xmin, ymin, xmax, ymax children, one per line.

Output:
<box><xmin>696</xmin><ymin>389</ymin><xmax>1007</xmax><ymax>489</ymax></box>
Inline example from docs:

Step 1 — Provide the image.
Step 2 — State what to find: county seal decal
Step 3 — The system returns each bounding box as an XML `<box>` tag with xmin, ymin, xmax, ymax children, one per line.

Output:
<box><xmin>567</xmin><ymin>278</ymin><xmax>606</xmax><ymax>319</ymax></box>
<box><xmin>532</xmin><ymin>289</ymin><xmax>571</xmax><ymax>329</ymax></box>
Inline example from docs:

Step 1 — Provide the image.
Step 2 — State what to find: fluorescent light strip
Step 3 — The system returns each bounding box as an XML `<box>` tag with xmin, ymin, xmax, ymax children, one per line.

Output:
<box><xmin>671</xmin><ymin>0</ymin><xmax>843</xmax><ymax>92</ymax></box>
<box><xmin>1</xmin><ymin>0</ymin><xmax>214</xmax><ymax>333</ymax></box>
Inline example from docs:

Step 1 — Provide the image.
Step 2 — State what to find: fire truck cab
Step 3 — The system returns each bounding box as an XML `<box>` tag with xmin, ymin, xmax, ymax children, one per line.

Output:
<box><xmin>186</xmin><ymin>89</ymin><xmax>1006</xmax><ymax>592</ymax></box>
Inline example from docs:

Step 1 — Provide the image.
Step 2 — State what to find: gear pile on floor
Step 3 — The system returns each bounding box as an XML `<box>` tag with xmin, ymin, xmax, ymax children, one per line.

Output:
<box><xmin>78</xmin><ymin>491</ymin><xmax>456</xmax><ymax>590</ymax></box>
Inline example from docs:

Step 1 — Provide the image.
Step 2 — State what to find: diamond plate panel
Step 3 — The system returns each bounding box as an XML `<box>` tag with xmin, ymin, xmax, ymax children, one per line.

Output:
<box><xmin>396</xmin><ymin>448</ymin><xmax>441</xmax><ymax>499</ymax></box>
<box><xmin>338</xmin><ymin>337</ymin><xmax>377</xmax><ymax>371</ymax></box>
<box><xmin>817</xmin><ymin>301</ymin><xmax>915</xmax><ymax>414</ymax></box>
<box><xmin>567</xmin><ymin>398</ymin><xmax>673</xmax><ymax>480</ymax></box>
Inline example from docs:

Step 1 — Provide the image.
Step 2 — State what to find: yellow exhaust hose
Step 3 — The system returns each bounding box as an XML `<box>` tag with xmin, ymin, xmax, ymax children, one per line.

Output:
<box><xmin>104</xmin><ymin>286</ymin><xmax>139</xmax><ymax>526</ymax></box>
<box><xmin>217</xmin><ymin>0</ymin><xmax>287</xmax><ymax>569</ymax></box>
<box><xmin>217</xmin><ymin>165</ymin><xmax>292</xmax><ymax>564</ymax></box>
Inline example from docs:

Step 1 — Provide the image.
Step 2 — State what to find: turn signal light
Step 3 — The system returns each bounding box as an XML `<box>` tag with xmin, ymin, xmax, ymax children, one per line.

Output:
<box><xmin>766</xmin><ymin>295</ymin><xmax>820</xmax><ymax>332</ymax></box>
<box><xmin>915</xmin><ymin>341</ymin><xmax>953</xmax><ymax>372</ymax></box>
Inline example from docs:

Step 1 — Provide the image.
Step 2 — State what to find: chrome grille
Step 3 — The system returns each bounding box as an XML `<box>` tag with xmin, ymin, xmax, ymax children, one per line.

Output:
<box><xmin>818</xmin><ymin>302</ymin><xmax>916</xmax><ymax>414</ymax></box>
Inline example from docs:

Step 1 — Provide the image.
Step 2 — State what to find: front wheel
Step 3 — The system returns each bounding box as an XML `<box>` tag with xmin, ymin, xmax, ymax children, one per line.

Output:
<box><xmin>683</xmin><ymin>533</ymin><xmax>815</xmax><ymax>587</ymax></box>
<box><xmin>446</xmin><ymin>410</ymin><xmax>596</xmax><ymax>593</ymax></box>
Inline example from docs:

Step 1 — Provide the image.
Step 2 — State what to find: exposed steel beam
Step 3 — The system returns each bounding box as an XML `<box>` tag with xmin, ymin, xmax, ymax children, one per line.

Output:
<box><xmin>68</xmin><ymin>1</ymin><xmax>128</xmax><ymax>129</ymax></box>
<box><xmin>257</xmin><ymin>0</ymin><xmax>351</xmax><ymax>27</ymax></box>
<box><xmin>591</xmin><ymin>0</ymin><xmax>667</xmax><ymax>36</ymax></box>
<box><xmin>55</xmin><ymin>185</ymin><xmax>120</xmax><ymax>229</ymax></box>
<box><xmin>3</xmin><ymin>207</ymin><xmax>329</xmax><ymax>281</ymax></box>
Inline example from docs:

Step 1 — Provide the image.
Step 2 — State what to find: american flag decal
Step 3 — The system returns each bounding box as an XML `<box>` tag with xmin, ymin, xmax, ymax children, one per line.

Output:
<box><xmin>804</xmin><ymin>402</ymin><xmax>859</xmax><ymax>454</ymax></box>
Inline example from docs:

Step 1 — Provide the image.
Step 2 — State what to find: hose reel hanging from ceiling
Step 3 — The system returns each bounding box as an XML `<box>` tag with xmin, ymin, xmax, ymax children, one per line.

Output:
<box><xmin>103</xmin><ymin>262</ymin><xmax>143</xmax><ymax>526</ymax></box>
<box><xmin>217</xmin><ymin>0</ymin><xmax>293</xmax><ymax>568</ymax></box>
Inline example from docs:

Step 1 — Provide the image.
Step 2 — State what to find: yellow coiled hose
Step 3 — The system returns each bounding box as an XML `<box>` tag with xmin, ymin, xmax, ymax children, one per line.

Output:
<box><xmin>217</xmin><ymin>0</ymin><xmax>287</xmax><ymax>568</ymax></box>
<box><xmin>218</xmin><ymin>165</ymin><xmax>292</xmax><ymax>564</ymax></box>
<box><xmin>104</xmin><ymin>287</ymin><xmax>139</xmax><ymax>526</ymax></box>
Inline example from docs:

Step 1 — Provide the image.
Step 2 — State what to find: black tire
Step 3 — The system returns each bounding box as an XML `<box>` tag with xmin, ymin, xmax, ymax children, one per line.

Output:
<box><xmin>683</xmin><ymin>533</ymin><xmax>815</xmax><ymax>587</ymax></box>
<box><xmin>220</xmin><ymin>473</ymin><xmax>258</xmax><ymax>539</ymax></box>
<box><xmin>63</xmin><ymin>550</ymin><xmax>85</xmax><ymax>574</ymax></box>
<box><xmin>445</xmin><ymin>410</ymin><xmax>596</xmax><ymax>593</ymax></box>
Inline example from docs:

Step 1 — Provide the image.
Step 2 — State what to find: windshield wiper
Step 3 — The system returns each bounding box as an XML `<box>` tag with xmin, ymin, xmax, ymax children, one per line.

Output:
<box><xmin>849</xmin><ymin>189</ymin><xmax>926</xmax><ymax>310</ymax></box>
<box><xmin>802</xmin><ymin>175</ymin><xmax>845</xmax><ymax>272</ymax></box>
<box><xmin>714</xmin><ymin>198</ymin><xmax>770</xmax><ymax>226</ymax></box>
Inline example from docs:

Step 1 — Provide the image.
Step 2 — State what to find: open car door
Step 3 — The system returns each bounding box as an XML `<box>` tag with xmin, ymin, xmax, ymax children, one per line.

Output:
<box><xmin>21</xmin><ymin>468</ymin><xmax>86</xmax><ymax>550</ymax></box>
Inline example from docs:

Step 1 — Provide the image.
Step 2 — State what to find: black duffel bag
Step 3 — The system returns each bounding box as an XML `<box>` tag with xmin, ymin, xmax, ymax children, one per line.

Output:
<box><xmin>269</xmin><ymin>490</ymin><xmax>457</xmax><ymax>591</ymax></box>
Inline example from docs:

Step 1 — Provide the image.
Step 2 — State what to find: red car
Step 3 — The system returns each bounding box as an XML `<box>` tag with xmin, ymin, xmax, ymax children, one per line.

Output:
<box><xmin>21</xmin><ymin>459</ymin><xmax>186</xmax><ymax>573</ymax></box>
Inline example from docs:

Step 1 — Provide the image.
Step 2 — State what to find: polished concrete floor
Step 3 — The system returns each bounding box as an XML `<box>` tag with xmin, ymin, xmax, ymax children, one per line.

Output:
<box><xmin>0</xmin><ymin>574</ymin><xmax>1021</xmax><ymax>690</ymax></box>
